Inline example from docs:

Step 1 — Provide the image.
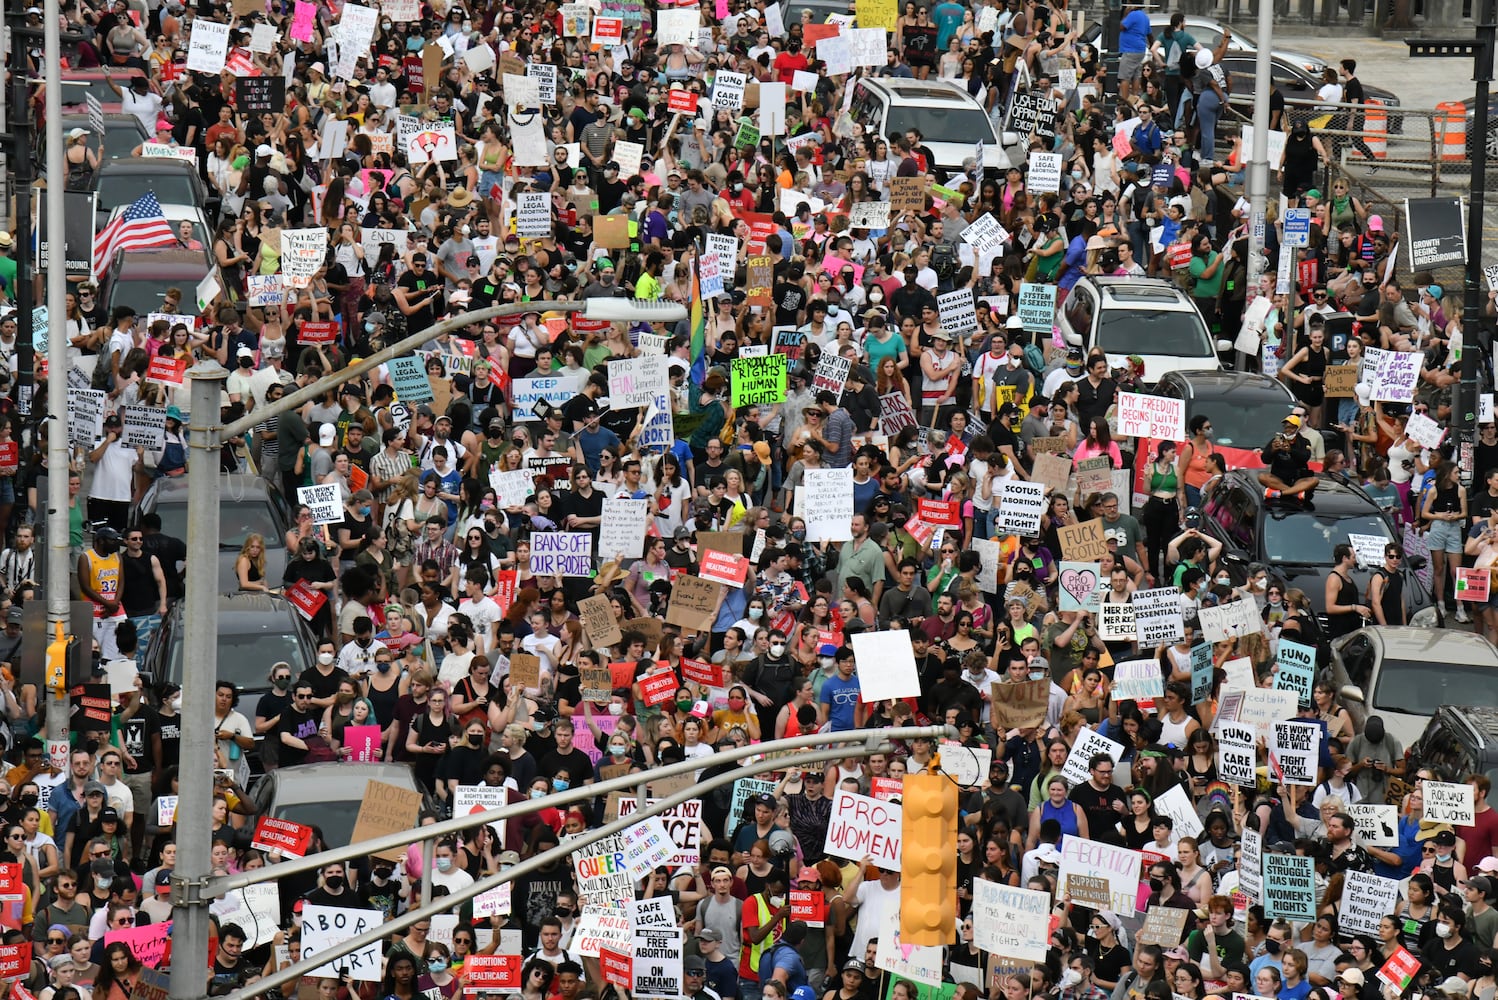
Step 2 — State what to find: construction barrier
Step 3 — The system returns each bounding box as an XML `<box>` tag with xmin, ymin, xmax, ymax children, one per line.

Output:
<box><xmin>1364</xmin><ymin>100</ymin><xmax>1387</xmax><ymax>159</ymax></box>
<box><xmin>1438</xmin><ymin>101</ymin><xmax>1468</xmax><ymax>162</ymax></box>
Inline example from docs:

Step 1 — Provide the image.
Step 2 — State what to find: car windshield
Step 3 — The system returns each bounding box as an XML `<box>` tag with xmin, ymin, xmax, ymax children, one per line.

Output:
<box><xmin>155</xmin><ymin>500</ymin><xmax>279</xmax><ymax>549</ymax></box>
<box><xmin>1373</xmin><ymin>658</ymin><xmax>1498</xmax><ymax>716</ymax></box>
<box><xmin>96</xmin><ymin>172</ymin><xmax>197</xmax><ymax>213</ymax></box>
<box><xmin>168</xmin><ymin>629</ymin><xmax>305</xmax><ymax>690</ymax></box>
<box><xmin>276</xmin><ymin>801</ymin><xmax>361</xmax><ymax>848</ymax></box>
<box><xmin>1262</xmin><ymin>512</ymin><xmax>1392</xmax><ymax>564</ymax></box>
<box><xmin>1189</xmin><ymin>397</ymin><xmax>1294</xmax><ymax>448</ymax></box>
<box><xmin>108</xmin><ymin>280</ymin><xmax>192</xmax><ymax>318</ymax></box>
<box><xmin>1097</xmin><ymin>310</ymin><xmax>1213</xmax><ymax>358</ymax></box>
<box><xmin>59</xmin><ymin>78</ymin><xmax>129</xmax><ymax>107</ymax></box>
<box><xmin>885</xmin><ymin>105</ymin><xmax>994</xmax><ymax>145</ymax></box>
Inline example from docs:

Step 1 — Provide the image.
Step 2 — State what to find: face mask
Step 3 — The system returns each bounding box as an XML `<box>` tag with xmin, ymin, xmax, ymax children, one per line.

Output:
<box><xmin>376</xmin><ymin>661</ymin><xmax>391</xmax><ymax>673</ymax></box>
<box><xmin>318</xmin><ymin>652</ymin><xmax>335</xmax><ymax>666</ymax></box>
<box><xmin>468</xmin><ymin>735</ymin><xmax>483</xmax><ymax>747</ymax></box>
<box><xmin>530</xmin><ymin>789</ymin><xmax>546</xmax><ymax>800</ymax></box>
<box><xmin>769</xmin><ymin>894</ymin><xmax>785</xmax><ymax>907</ymax></box>
<box><xmin>435</xmin><ymin>857</ymin><xmax>453</xmax><ymax>872</ymax></box>
<box><xmin>610</xmin><ymin>744</ymin><xmax>628</xmax><ymax>757</ymax></box>
<box><xmin>373</xmin><ymin>867</ymin><xmax>393</xmax><ymax>880</ymax></box>
<box><xmin>608</xmin><ymin>703</ymin><xmax>624</xmax><ymax>716</ymax></box>
<box><xmin>19</xmin><ymin>794</ymin><xmax>36</xmax><ymax>808</ymax></box>
<box><xmin>1265</xmin><ymin>939</ymin><xmax>1283</xmax><ymax>956</ymax></box>
<box><xmin>1030</xmin><ymin>670</ymin><xmax>1047</xmax><ymax>681</ymax></box>
<box><xmin>429</xmin><ymin>960</ymin><xmax>449</xmax><ymax>974</ymax></box>
<box><xmin>324</xmin><ymin>874</ymin><xmax>345</xmax><ymax>891</ymax></box>
<box><xmin>1437</xmin><ymin>923</ymin><xmax>1453</xmax><ymax>939</ymax></box>
<box><xmin>552</xmin><ymin>778</ymin><xmax>569</xmax><ymax>791</ymax></box>
<box><xmin>770</xmin><ymin>643</ymin><xmax>786</xmax><ymax>657</ymax></box>
<box><xmin>1148</xmin><ymin>877</ymin><xmax>1164</xmax><ymax>892</ymax></box>
<box><xmin>733</xmin><ymin>182</ymin><xmax>744</xmax><ymax>193</ymax></box>
<box><xmin>273</xmin><ymin>676</ymin><xmax>290</xmax><ymax>690</ymax></box>
<box><xmin>1438</xmin><ymin>853</ymin><xmax>1453</xmax><ymax>863</ymax></box>
<box><xmin>359</xmin><ymin>505</ymin><xmax>371</xmax><ymax>516</ymax></box>
<box><xmin>676</xmin><ymin>699</ymin><xmax>694</xmax><ymax>712</ymax></box>
<box><xmin>791</xmin><ymin>528</ymin><xmax>806</xmax><ymax>541</ymax></box>
<box><xmin>749</xmin><ymin>607</ymin><xmax>763</xmax><ymax>619</ymax></box>
<box><xmin>728</xmin><ymin>697</ymin><xmax>746</xmax><ymax>711</ymax></box>
<box><xmin>382</xmin><ymin>19</ymin><xmax>391</xmax><ymax>28</ymax></box>
<box><xmin>97</xmin><ymin>877</ymin><xmax>113</xmax><ymax>890</ymax></box>
<box><xmin>1215</xmin><ymin>576</ymin><xmax>1231</xmax><ymax>585</ymax></box>
<box><xmin>1085</xmin><ymin>928</ymin><xmax>1098</xmax><ymax>939</ymax></box>
<box><xmin>365</xmin><ymin>321</ymin><xmax>376</xmax><ymax>334</ymax></box>
<box><xmin>172</xmin><ymin>696</ymin><xmax>183</xmax><ymax>711</ymax></box>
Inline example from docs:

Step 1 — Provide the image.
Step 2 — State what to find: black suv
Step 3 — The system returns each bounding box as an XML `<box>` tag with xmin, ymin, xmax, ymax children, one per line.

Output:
<box><xmin>1410</xmin><ymin>706</ymin><xmax>1498</xmax><ymax>789</ymax></box>
<box><xmin>1199</xmin><ymin>470</ymin><xmax>1436</xmax><ymax>623</ymax></box>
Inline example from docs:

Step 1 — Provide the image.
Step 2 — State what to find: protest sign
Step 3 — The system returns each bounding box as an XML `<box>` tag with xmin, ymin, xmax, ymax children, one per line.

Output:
<box><xmin>301</xmin><ymin>905</ymin><xmax>385</xmax><ymax>980</ymax></box>
<box><xmin>251</xmin><ymin>816</ymin><xmax>312</xmax><ymax>856</ymax></box>
<box><xmin>1017</xmin><ymin>282</ymin><xmax>1058</xmax><ymax>333</ymax></box>
<box><xmin>825</xmin><ymin>788</ymin><xmax>902</xmax><ymax>870</ymax></box>
<box><xmin>1057</xmin><ymin>519</ymin><xmax>1109</xmax><ymax>561</ymax></box>
<box><xmin>1216</xmin><ymin>723</ymin><xmax>1258</xmax><ymax>787</ymax></box>
<box><xmin>210</xmin><ymin>883</ymin><xmax>280</xmax><ymax>949</ymax></box>
<box><xmin>1347</xmin><ymin>803</ymin><xmax>1399</xmax><ymax>847</ymax></box>
<box><xmin>971</xmin><ymin>881</ymin><xmax>1050</xmax><ymax>960</ymax></box>
<box><xmin>598</xmin><ymin>498</ymin><xmax>648</xmax><ymax>561</ymax></box>
<box><xmin>996</xmin><ymin>480</ymin><xmax>1045</xmax><ymax>534</ymax></box>
<box><xmin>1340</xmin><ymin>870</ymin><xmax>1401</xmax><ymax>935</ymax></box>
<box><xmin>464</xmin><ymin>956</ymin><xmax>522</xmax><ymax>994</ymax></box>
<box><xmin>573</xmin><ymin>833</ymin><xmax>633</xmax><ymax>910</ymax></box>
<box><xmin>1404</xmin><ymin>197</ymin><xmax>1466</xmax><ymax>269</ymax></box>
<box><xmin>1058</xmin><ymin>836</ymin><xmax>1142</xmax><ymax>915</ymax></box>
<box><xmin>632</xmin><ymin>926</ymin><xmax>683</xmax><ymax>999</ymax></box>
<box><xmin>803</xmin><ymin>467</ymin><xmax>854</xmax><ymax>542</ymax></box>
<box><xmin>1111</xmin><ymin>659</ymin><xmax>1163</xmax><ymax>701</ymax></box>
<box><xmin>1377</xmin><ymin>948</ymin><xmax>1421</xmax><ymax>993</ymax></box>
<box><xmin>664</xmin><ymin>575</ymin><xmax>721</xmax><ymax>631</ymax></box>
<box><xmin>1056</xmin><ymin>562</ymin><xmax>1100</xmax><ymax>613</ymax></box>
<box><xmin>617</xmin><ymin>797</ymin><xmax>704</xmax><ymax>868</ymax></box>
<box><xmin>349</xmin><ymin>780</ymin><xmax>423</xmax><ymax>861</ymax></box>
<box><xmin>1132</xmin><ymin>587</ymin><xmax>1184</xmax><ymax>645</ymax></box>
<box><xmin>1116</xmin><ymin>392</ymin><xmax>1186</xmax><ymax>440</ymax></box>
<box><xmin>68</xmin><ymin>389</ymin><xmax>105</xmax><ymax>445</ymax></box>
<box><xmin>1027</xmin><ymin>151</ymin><xmax>1064</xmax><ymax>193</ymax></box>
<box><xmin>1458</xmin><ymin>567</ymin><xmax>1491</xmax><ymax>602</ymax></box>
<box><xmin>1371</xmin><ymin>350</ymin><xmax>1423</xmax><ymax>403</ymax></box>
<box><xmin>608</xmin><ymin>356</ymin><xmax>669</xmax><ymax>410</ymax></box>
<box><xmin>990</xmin><ymin>679</ymin><xmax>1050</xmax><ymax>730</ymax></box>
<box><xmin>1262</xmin><ymin>853</ymin><xmax>1317</xmax><ymax>921</ymax></box>
<box><xmin>1270</xmin><ymin>721</ymin><xmax>1321</xmax><ymax>786</ymax></box>
<box><xmin>617</xmin><ymin>814</ymin><xmax>676</xmax><ymax>879</ymax></box>
<box><xmin>186</xmin><ymin>19</ymin><xmax>230</xmax><ymax>73</ymax></box>
<box><xmin>1274</xmin><ymin>638</ymin><xmax>1316</xmax><ymax>708</ymax></box>
<box><xmin>1154</xmin><ymin>785</ymin><xmax>1204</xmax><ymax>839</ymax></box>
<box><xmin>1060</xmin><ymin>728</ymin><xmax>1125</xmax><ymax>785</ymax></box>
<box><xmin>529</xmin><ymin>532</ymin><xmax>592</xmax><ymax>576</ymax></box>
<box><xmin>879</xmin><ymin>392</ymin><xmax>919</xmax><ymax>437</ymax></box>
<box><xmin>1099</xmin><ymin>601</ymin><xmax>1137</xmax><ymax>641</ymax></box>
<box><xmin>1197</xmin><ymin>599</ymin><xmax>1263</xmax><ymax>643</ymax></box>
<box><xmin>731</xmin><ymin>354</ymin><xmax>789</xmax><ymax>406</ymax></box>
<box><xmin>1424</xmin><ymin>781</ymin><xmax>1476</xmax><ymax>824</ymax></box>
<box><xmin>937</xmin><ymin>287</ymin><xmax>979</xmax><ymax>342</ymax></box>
<box><xmin>851</xmin><ymin>630</ymin><xmax>920</xmax><ymax>702</ymax></box>
<box><xmin>121</xmin><ymin>405</ymin><xmax>166</xmax><ymax>451</ymax></box>
<box><xmin>812</xmin><ymin>353</ymin><xmax>852</xmax><ymax>401</ymax></box>
<box><xmin>1136</xmin><ymin>906</ymin><xmax>1190</xmax><ymax>946</ymax></box>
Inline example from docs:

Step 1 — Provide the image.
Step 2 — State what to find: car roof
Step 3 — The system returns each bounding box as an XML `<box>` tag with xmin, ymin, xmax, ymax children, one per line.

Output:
<box><xmin>863</xmin><ymin>79</ymin><xmax>979</xmax><ymax>106</ymax></box>
<box><xmin>262</xmin><ymin>762</ymin><xmax>420</xmax><ymax>808</ymax></box>
<box><xmin>110</xmin><ymin>202</ymin><xmax>205</xmax><ymax>224</ymax></box>
<box><xmin>1084</xmin><ymin>276</ymin><xmax>1195</xmax><ymax>309</ymax></box>
<box><xmin>98</xmin><ymin>156</ymin><xmax>198</xmax><ymax>176</ymax></box>
<box><xmin>146</xmin><ymin>473</ymin><xmax>276</xmax><ymax>503</ymax></box>
<box><xmin>60</xmin><ymin>113</ymin><xmax>148</xmax><ymax>129</ymax></box>
<box><xmin>1161</xmin><ymin>370</ymin><xmax>1294</xmax><ymax>401</ymax></box>
<box><xmin>201</xmin><ymin>592</ymin><xmax>301</xmax><ymax>631</ymax></box>
<box><xmin>1367</xmin><ymin>626</ymin><xmax>1498</xmax><ymax>664</ymax></box>
<box><xmin>1227</xmin><ymin>468</ymin><xmax>1383</xmax><ymax>516</ymax></box>
<box><xmin>110</xmin><ymin>248</ymin><xmax>210</xmax><ymax>278</ymax></box>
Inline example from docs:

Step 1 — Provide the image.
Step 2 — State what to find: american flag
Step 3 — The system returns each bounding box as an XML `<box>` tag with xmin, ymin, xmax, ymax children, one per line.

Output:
<box><xmin>91</xmin><ymin>192</ymin><xmax>177</xmax><ymax>279</ymax></box>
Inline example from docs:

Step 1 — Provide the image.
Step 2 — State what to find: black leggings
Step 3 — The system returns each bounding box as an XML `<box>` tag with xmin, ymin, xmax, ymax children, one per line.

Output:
<box><xmin>1140</xmin><ymin>495</ymin><xmax>1182</xmax><ymax>580</ymax></box>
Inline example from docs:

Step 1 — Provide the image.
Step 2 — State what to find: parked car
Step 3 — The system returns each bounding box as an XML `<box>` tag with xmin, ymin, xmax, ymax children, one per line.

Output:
<box><xmin>134</xmin><ymin>474</ymin><xmax>290</xmax><ymax>593</ymax></box>
<box><xmin>1219</xmin><ymin>53</ymin><xmax>1402</xmax><ymax>132</ymax></box>
<box><xmin>847</xmin><ymin>78</ymin><xmax>1014</xmax><ymax>175</ymax></box>
<box><xmin>1080</xmin><ymin>14</ymin><xmax>1326</xmax><ymax>77</ymax></box>
<box><xmin>101</xmin><ymin>202</ymin><xmax>211</xmax><ymax>269</ymax></box>
<box><xmin>1410</xmin><ymin>705</ymin><xmax>1498</xmax><ymax>790</ymax></box>
<box><xmin>92</xmin><ymin>158</ymin><xmax>210</xmax><ymax>228</ymax></box>
<box><xmin>1199</xmin><ymin>469</ymin><xmax>1436</xmax><ymax>625</ymax></box>
<box><xmin>103</xmin><ymin>249</ymin><xmax>214</xmax><ymax>320</ymax></box>
<box><xmin>1058</xmin><ymin>276</ymin><xmax>1230</xmax><ymax>385</ymax></box>
<box><xmin>248</xmin><ymin>763</ymin><xmax>433</xmax><ymax>847</ymax></box>
<box><xmin>1331</xmin><ymin>629</ymin><xmax>1498</xmax><ymax>748</ymax></box>
<box><xmin>56</xmin><ymin>70</ymin><xmax>145</xmax><ymax>114</ymax></box>
<box><xmin>143</xmin><ymin>592</ymin><xmax>316</xmax><ymax>770</ymax></box>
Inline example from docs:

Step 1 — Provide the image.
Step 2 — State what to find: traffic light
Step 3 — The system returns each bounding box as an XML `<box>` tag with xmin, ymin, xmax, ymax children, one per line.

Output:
<box><xmin>900</xmin><ymin>771</ymin><xmax>958</xmax><ymax>946</ymax></box>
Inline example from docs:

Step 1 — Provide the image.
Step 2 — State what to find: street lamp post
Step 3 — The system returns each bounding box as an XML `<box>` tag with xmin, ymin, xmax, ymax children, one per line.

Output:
<box><xmin>168</xmin><ymin>296</ymin><xmax>685</xmax><ymax>1000</ymax></box>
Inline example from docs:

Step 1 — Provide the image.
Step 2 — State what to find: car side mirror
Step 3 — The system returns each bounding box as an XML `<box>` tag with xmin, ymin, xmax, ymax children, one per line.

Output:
<box><xmin>1215</xmin><ymin>339</ymin><xmax>1234</xmax><ymax>353</ymax></box>
<box><xmin>1340</xmin><ymin>684</ymin><xmax>1365</xmax><ymax>704</ymax></box>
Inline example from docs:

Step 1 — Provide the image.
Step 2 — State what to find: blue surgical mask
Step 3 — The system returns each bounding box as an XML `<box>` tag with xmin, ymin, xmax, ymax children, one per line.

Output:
<box><xmin>359</xmin><ymin>505</ymin><xmax>371</xmax><ymax>516</ymax></box>
<box><xmin>435</xmin><ymin>857</ymin><xmax>453</xmax><ymax>872</ymax></box>
<box><xmin>1029</xmin><ymin>671</ymin><xmax>1047</xmax><ymax>681</ymax></box>
<box><xmin>552</xmin><ymin>778</ymin><xmax>569</xmax><ymax>791</ymax></box>
<box><xmin>376</xmin><ymin>660</ymin><xmax>391</xmax><ymax>673</ymax></box>
<box><xmin>1438</xmin><ymin>852</ymin><xmax>1453</xmax><ymax>863</ymax></box>
<box><xmin>365</xmin><ymin>321</ymin><xmax>376</xmax><ymax>333</ymax></box>
<box><xmin>749</xmin><ymin>608</ymin><xmax>763</xmax><ymax>619</ymax></box>
<box><xmin>530</xmin><ymin>789</ymin><xmax>546</xmax><ymax>800</ymax></box>
<box><xmin>429</xmin><ymin>960</ymin><xmax>448</xmax><ymax>974</ymax></box>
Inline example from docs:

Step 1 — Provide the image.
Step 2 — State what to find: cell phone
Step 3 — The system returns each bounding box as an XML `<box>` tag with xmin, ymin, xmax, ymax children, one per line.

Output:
<box><xmin>214</xmin><ymin>768</ymin><xmax>232</xmax><ymax>783</ymax></box>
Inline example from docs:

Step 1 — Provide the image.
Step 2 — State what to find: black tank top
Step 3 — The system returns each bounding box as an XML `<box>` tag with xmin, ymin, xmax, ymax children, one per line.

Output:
<box><xmin>1327</xmin><ymin>571</ymin><xmax>1362</xmax><ymax>638</ymax></box>
<box><xmin>1374</xmin><ymin>568</ymin><xmax>1405</xmax><ymax>626</ymax></box>
<box><xmin>119</xmin><ymin>551</ymin><xmax>159</xmax><ymax>617</ymax></box>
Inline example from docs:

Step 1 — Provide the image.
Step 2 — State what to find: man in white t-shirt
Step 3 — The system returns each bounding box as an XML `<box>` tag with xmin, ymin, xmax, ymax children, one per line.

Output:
<box><xmin>456</xmin><ymin>572</ymin><xmax>502</xmax><ymax>652</ymax></box>
<box><xmin>337</xmin><ymin>616</ymin><xmax>388</xmax><ymax>677</ymax></box>
<box><xmin>848</xmin><ymin>867</ymin><xmax>902</xmax><ymax>959</ymax></box>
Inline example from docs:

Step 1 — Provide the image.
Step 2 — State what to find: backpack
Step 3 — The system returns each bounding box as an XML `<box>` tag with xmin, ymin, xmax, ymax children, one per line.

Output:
<box><xmin>90</xmin><ymin>349</ymin><xmax>115</xmax><ymax>392</ymax></box>
<box><xmin>1023</xmin><ymin>342</ymin><xmax>1045</xmax><ymax>376</ymax></box>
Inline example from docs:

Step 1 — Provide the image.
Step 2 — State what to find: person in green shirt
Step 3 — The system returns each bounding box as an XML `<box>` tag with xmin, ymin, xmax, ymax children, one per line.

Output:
<box><xmin>0</xmin><ymin>233</ymin><xmax>15</xmax><ymax>298</ymax></box>
<box><xmin>634</xmin><ymin>250</ymin><xmax>664</xmax><ymax>300</ymax></box>
<box><xmin>1156</xmin><ymin>13</ymin><xmax>1199</xmax><ymax>124</ymax></box>
<box><xmin>1188</xmin><ymin>234</ymin><xmax>1225</xmax><ymax>334</ymax></box>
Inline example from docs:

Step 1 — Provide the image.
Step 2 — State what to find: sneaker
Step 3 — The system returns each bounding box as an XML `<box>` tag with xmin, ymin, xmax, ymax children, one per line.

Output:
<box><xmin>1264</xmin><ymin>487</ymin><xmax>1282</xmax><ymax>499</ymax></box>
<box><xmin>1457</xmin><ymin>605</ymin><xmax>1473</xmax><ymax>624</ymax></box>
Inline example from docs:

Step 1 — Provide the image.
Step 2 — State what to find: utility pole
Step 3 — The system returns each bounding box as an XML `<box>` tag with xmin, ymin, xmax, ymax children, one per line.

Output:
<box><xmin>7</xmin><ymin>0</ymin><xmax>35</xmax><ymax>416</ymax></box>
<box><xmin>1407</xmin><ymin>9</ymin><xmax>1494</xmax><ymax>487</ymax></box>
<box><xmin>1245</xmin><ymin>0</ymin><xmax>1274</xmax><ymax>307</ymax></box>
<box><xmin>1103</xmin><ymin>0</ymin><xmax>1121</xmax><ymax>115</ymax></box>
<box><xmin>169</xmin><ymin>296</ymin><xmax>686</xmax><ymax>1000</ymax></box>
<box><xmin>41</xmin><ymin>0</ymin><xmax>66</xmax><ymax>751</ymax></box>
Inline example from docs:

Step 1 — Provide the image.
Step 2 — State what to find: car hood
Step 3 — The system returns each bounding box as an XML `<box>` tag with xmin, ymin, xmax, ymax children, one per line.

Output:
<box><xmin>1273</xmin><ymin>48</ymin><xmax>1327</xmax><ymax>74</ymax></box>
<box><xmin>1105</xmin><ymin>351</ymin><xmax>1222</xmax><ymax>385</ymax></box>
<box><xmin>925</xmin><ymin>138</ymin><xmax>1012</xmax><ymax>173</ymax></box>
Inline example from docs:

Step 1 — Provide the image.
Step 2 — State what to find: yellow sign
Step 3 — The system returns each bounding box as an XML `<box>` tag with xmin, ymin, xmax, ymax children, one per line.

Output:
<box><xmin>860</xmin><ymin>0</ymin><xmax>898</xmax><ymax>31</ymax></box>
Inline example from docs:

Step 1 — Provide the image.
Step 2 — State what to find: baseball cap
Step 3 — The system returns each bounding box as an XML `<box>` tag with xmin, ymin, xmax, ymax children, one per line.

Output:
<box><xmin>792</xmin><ymin>988</ymin><xmax>817</xmax><ymax>1000</ymax></box>
<box><xmin>754</xmin><ymin>792</ymin><xmax>776</xmax><ymax>807</ymax></box>
<box><xmin>318</xmin><ymin>424</ymin><xmax>336</xmax><ymax>446</ymax></box>
<box><xmin>256</xmin><ymin>143</ymin><xmax>274</xmax><ymax>158</ymax></box>
<box><xmin>498</xmin><ymin>850</ymin><xmax>520</xmax><ymax>866</ymax></box>
<box><xmin>83</xmin><ymin>781</ymin><xmax>107</xmax><ymax>797</ymax></box>
<box><xmin>155</xmin><ymin>869</ymin><xmax>173</xmax><ymax>894</ymax></box>
<box><xmin>5</xmin><ymin>608</ymin><xmax>20</xmax><ymax>625</ymax></box>
<box><xmin>696</xmin><ymin>928</ymin><xmax>723</xmax><ymax>943</ymax></box>
<box><xmin>99</xmin><ymin>808</ymin><xmax>120</xmax><ymax>823</ymax></box>
<box><xmin>1282</xmin><ymin>414</ymin><xmax>1302</xmax><ymax>428</ymax></box>
<box><xmin>843</xmin><ymin>960</ymin><xmax>866</xmax><ymax>975</ymax></box>
<box><xmin>684</xmin><ymin>957</ymin><xmax>707</xmax><ymax>973</ymax></box>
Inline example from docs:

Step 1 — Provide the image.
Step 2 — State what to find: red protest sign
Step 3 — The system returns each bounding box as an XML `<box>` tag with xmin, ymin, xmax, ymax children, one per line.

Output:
<box><xmin>870</xmin><ymin>776</ymin><xmax>903</xmax><ymax>800</ymax></box>
<box><xmin>348</xmin><ymin>464</ymin><xmax>369</xmax><ymax>492</ymax></box>
<box><xmin>464</xmin><ymin>955</ymin><xmax>522</xmax><ymax>994</ymax></box>
<box><xmin>903</xmin><ymin>512</ymin><xmax>936</xmax><ymax>547</ymax></box>
<box><xmin>1167</xmin><ymin>242</ymin><xmax>1193</xmax><ymax>270</ymax></box>
<box><xmin>638</xmin><ymin>670</ymin><xmax>679</xmax><ymax>708</ymax></box>
<box><xmin>698</xmin><ymin>548</ymin><xmax>749</xmax><ymax>586</ymax></box>
<box><xmin>284</xmin><ymin>581</ymin><xmax>327</xmax><ymax>621</ymax></box>
<box><xmin>0</xmin><ymin>863</ymin><xmax>23</xmax><ymax>901</ymax></box>
<box><xmin>593</xmin><ymin>15</ymin><xmax>623</xmax><ymax>40</ymax></box>
<box><xmin>0</xmin><ymin>442</ymin><xmax>18</xmax><ymax>475</ymax></box>
<box><xmin>146</xmin><ymin>356</ymin><xmax>186</xmax><ymax>386</ymax></box>
<box><xmin>916</xmin><ymin>498</ymin><xmax>961</xmax><ymax>528</ymax></box>
<box><xmin>493</xmin><ymin>570</ymin><xmax>519</xmax><ymax>615</ymax></box>
<box><xmin>0</xmin><ymin>941</ymin><xmax>29</xmax><ymax>979</ymax></box>
<box><xmin>1458</xmin><ymin>566</ymin><xmax>1491</xmax><ymax>602</ymax></box>
<box><xmin>666</xmin><ymin>90</ymin><xmax>699</xmax><ymax>114</ymax></box>
<box><xmin>1377</xmin><ymin>947</ymin><xmax>1420</xmax><ymax>991</ymax></box>
<box><xmin>300</xmin><ymin>320</ymin><xmax>339</xmax><ymax>344</ymax></box>
<box><xmin>251</xmin><ymin>816</ymin><xmax>314</xmax><ymax>857</ymax></box>
<box><xmin>680</xmin><ymin>657</ymin><xmax>723</xmax><ymax>687</ymax></box>
<box><xmin>790</xmin><ymin>888</ymin><xmax>826</xmax><ymax>926</ymax></box>
<box><xmin>804</xmin><ymin>22</ymin><xmax>841</xmax><ymax>44</ymax></box>
<box><xmin>600</xmin><ymin>948</ymin><xmax>632</xmax><ymax>988</ymax></box>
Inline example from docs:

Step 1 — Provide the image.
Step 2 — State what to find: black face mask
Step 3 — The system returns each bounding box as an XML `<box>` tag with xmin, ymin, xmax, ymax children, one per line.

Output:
<box><xmin>1265</xmin><ymin>939</ymin><xmax>1283</xmax><ymax>956</ymax></box>
<box><xmin>324</xmin><ymin>874</ymin><xmax>346</xmax><ymax>891</ymax></box>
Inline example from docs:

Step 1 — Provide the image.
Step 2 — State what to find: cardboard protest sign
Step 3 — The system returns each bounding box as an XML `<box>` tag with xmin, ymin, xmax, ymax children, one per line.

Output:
<box><xmin>1136</xmin><ymin>906</ymin><xmax>1190</xmax><ymax>946</ymax></box>
<box><xmin>348</xmin><ymin>780</ymin><xmax>423</xmax><ymax>861</ymax></box>
<box><xmin>665</xmin><ymin>575</ymin><xmax>721</xmax><ymax>631</ymax></box>
<box><xmin>579</xmin><ymin>594</ymin><xmax>623</xmax><ymax>650</ymax></box>
<box><xmin>990</xmin><ymin>679</ymin><xmax>1050</xmax><ymax>730</ymax></box>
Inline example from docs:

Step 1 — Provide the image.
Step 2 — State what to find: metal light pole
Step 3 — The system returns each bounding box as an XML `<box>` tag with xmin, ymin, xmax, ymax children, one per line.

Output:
<box><xmin>168</xmin><ymin>296</ymin><xmax>686</xmax><ymax>1000</ymax></box>
<box><xmin>1244</xmin><ymin>0</ymin><xmax>1274</xmax><ymax>307</ymax></box>
<box><xmin>41</xmin><ymin>0</ymin><xmax>67</xmax><ymax>746</ymax></box>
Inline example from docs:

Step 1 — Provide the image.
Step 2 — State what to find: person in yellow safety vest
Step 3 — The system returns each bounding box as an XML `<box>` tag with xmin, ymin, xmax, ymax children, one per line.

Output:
<box><xmin>739</xmin><ymin>868</ymin><xmax>790</xmax><ymax>1000</ymax></box>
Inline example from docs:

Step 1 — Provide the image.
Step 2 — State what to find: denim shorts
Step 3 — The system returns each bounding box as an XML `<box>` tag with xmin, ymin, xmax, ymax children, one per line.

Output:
<box><xmin>1426</xmin><ymin>517</ymin><xmax>1465</xmax><ymax>554</ymax></box>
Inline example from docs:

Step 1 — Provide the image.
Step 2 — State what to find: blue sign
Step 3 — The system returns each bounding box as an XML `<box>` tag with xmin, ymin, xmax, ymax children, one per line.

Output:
<box><xmin>1190</xmin><ymin>641</ymin><xmax>1214</xmax><ymax>704</ymax></box>
<box><xmin>1284</xmin><ymin>208</ymin><xmax>1312</xmax><ymax>248</ymax></box>
<box><xmin>1263</xmin><ymin>853</ymin><xmax>1317</xmax><ymax>921</ymax></box>
<box><xmin>1274</xmin><ymin>638</ymin><xmax>1317</xmax><ymax>708</ymax></box>
<box><xmin>1151</xmin><ymin>164</ymin><xmax>1173</xmax><ymax>189</ymax></box>
<box><xmin>387</xmin><ymin>355</ymin><xmax>434</xmax><ymax>404</ymax></box>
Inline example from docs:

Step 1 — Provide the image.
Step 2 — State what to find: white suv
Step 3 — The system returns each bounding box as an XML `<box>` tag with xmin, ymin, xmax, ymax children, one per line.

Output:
<box><xmin>1057</xmin><ymin>276</ymin><xmax>1230</xmax><ymax>385</ymax></box>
